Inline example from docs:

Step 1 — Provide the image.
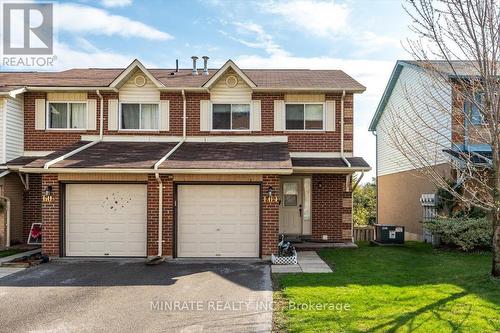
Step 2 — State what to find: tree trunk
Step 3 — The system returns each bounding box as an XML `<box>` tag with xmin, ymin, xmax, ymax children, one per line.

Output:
<box><xmin>492</xmin><ymin>144</ymin><xmax>500</xmax><ymax>277</ymax></box>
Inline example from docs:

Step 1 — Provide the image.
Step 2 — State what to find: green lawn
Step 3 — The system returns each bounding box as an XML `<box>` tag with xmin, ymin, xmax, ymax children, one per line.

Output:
<box><xmin>0</xmin><ymin>249</ymin><xmax>25</xmax><ymax>258</ymax></box>
<box><xmin>274</xmin><ymin>242</ymin><xmax>500</xmax><ymax>333</ymax></box>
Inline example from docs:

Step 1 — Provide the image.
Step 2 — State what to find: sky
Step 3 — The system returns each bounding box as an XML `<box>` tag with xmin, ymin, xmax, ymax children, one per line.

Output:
<box><xmin>1</xmin><ymin>0</ymin><xmax>415</xmax><ymax>181</ymax></box>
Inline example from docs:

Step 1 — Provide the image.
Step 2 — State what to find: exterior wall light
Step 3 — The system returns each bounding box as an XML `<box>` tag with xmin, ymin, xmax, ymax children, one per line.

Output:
<box><xmin>43</xmin><ymin>185</ymin><xmax>54</xmax><ymax>203</ymax></box>
<box><xmin>264</xmin><ymin>185</ymin><xmax>279</xmax><ymax>204</ymax></box>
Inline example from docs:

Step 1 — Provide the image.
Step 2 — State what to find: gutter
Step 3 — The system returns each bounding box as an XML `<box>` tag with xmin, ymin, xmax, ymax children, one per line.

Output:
<box><xmin>340</xmin><ymin>90</ymin><xmax>351</xmax><ymax>168</ymax></box>
<box><xmin>0</xmin><ymin>170</ymin><xmax>11</xmax><ymax>248</ymax></box>
<box><xmin>151</xmin><ymin>89</ymin><xmax>187</xmax><ymax>259</ymax></box>
<box><xmin>43</xmin><ymin>90</ymin><xmax>104</xmax><ymax>169</ymax></box>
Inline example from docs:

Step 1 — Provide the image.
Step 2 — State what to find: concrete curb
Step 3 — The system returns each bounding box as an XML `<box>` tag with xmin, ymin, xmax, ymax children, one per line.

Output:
<box><xmin>0</xmin><ymin>248</ymin><xmax>41</xmax><ymax>264</ymax></box>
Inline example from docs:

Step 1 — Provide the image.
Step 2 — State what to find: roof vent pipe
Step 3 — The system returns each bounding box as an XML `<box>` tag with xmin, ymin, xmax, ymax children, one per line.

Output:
<box><xmin>175</xmin><ymin>59</ymin><xmax>179</xmax><ymax>73</ymax></box>
<box><xmin>191</xmin><ymin>56</ymin><xmax>198</xmax><ymax>75</ymax></box>
<box><xmin>202</xmin><ymin>56</ymin><xmax>209</xmax><ymax>75</ymax></box>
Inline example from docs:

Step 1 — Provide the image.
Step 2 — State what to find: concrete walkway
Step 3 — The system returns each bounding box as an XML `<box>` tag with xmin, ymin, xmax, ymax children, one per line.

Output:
<box><xmin>0</xmin><ymin>248</ymin><xmax>42</xmax><ymax>280</ymax></box>
<box><xmin>271</xmin><ymin>251</ymin><xmax>333</xmax><ymax>273</ymax></box>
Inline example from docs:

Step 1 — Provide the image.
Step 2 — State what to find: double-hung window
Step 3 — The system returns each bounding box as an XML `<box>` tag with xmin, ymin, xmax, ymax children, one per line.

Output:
<box><xmin>285</xmin><ymin>103</ymin><xmax>324</xmax><ymax>130</ymax></box>
<box><xmin>48</xmin><ymin>102</ymin><xmax>87</xmax><ymax>129</ymax></box>
<box><xmin>120</xmin><ymin>103</ymin><xmax>159</xmax><ymax>130</ymax></box>
<box><xmin>212</xmin><ymin>103</ymin><xmax>250</xmax><ymax>130</ymax></box>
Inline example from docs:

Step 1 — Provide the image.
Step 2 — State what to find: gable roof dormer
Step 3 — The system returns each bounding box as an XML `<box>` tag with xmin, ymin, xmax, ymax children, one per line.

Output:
<box><xmin>109</xmin><ymin>59</ymin><xmax>164</xmax><ymax>89</ymax></box>
<box><xmin>202</xmin><ymin>60</ymin><xmax>257</xmax><ymax>89</ymax></box>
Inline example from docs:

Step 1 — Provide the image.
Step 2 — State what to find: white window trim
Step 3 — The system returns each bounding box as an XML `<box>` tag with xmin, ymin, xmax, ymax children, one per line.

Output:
<box><xmin>46</xmin><ymin>100</ymin><xmax>88</xmax><ymax>130</ymax></box>
<box><xmin>119</xmin><ymin>101</ymin><xmax>160</xmax><ymax>132</ymax></box>
<box><xmin>284</xmin><ymin>102</ymin><xmax>326</xmax><ymax>131</ymax></box>
<box><xmin>210</xmin><ymin>102</ymin><xmax>252</xmax><ymax>132</ymax></box>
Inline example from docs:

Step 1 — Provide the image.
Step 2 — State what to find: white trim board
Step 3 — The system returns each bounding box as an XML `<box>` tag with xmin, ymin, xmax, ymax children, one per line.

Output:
<box><xmin>290</xmin><ymin>152</ymin><xmax>354</xmax><ymax>158</ymax></box>
<box><xmin>80</xmin><ymin>135</ymin><xmax>288</xmax><ymax>143</ymax></box>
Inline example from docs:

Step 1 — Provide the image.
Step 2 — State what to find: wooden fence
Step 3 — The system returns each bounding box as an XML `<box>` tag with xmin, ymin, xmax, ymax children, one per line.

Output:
<box><xmin>353</xmin><ymin>226</ymin><xmax>375</xmax><ymax>241</ymax></box>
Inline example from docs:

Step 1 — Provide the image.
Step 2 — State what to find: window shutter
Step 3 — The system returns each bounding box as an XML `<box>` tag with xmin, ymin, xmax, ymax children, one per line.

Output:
<box><xmin>108</xmin><ymin>99</ymin><xmax>119</xmax><ymax>131</ymax></box>
<box><xmin>251</xmin><ymin>100</ymin><xmax>261</xmax><ymax>131</ymax></box>
<box><xmin>274</xmin><ymin>100</ymin><xmax>285</xmax><ymax>131</ymax></box>
<box><xmin>200</xmin><ymin>100</ymin><xmax>211</xmax><ymax>131</ymax></box>
<box><xmin>159</xmin><ymin>100</ymin><xmax>170</xmax><ymax>131</ymax></box>
<box><xmin>326</xmin><ymin>100</ymin><xmax>335</xmax><ymax>132</ymax></box>
<box><xmin>35</xmin><ymin>99</ymin><xmax>46</xmax><ymax>130</ymax></box>
<box><xmin>87</xmin><ymin>99</ymin><xmax>97</xmax><ymax>130</ymax></box>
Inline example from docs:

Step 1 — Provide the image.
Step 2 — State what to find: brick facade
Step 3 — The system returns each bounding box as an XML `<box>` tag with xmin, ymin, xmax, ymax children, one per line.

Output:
<box><xmin>261</xmin><ymin>175</ymin><xmax>280</xmax><ymax>256</ymax></box>
<box><xmin>24</xmin><ymin>91</ymin><xmax>354</xmax><ymax>153</ymax></box>
<box><xmin>41</xmin><ymin>174</ymin><xmax>60</xmax><ymax>256</ymax></box>
<box><xmin>311</xmin><ymin>174</ymin><xmax>352</xmax><ymax>242</ymax></box>
<box><xmin>147</xmin><ymin>174</ymin><xmax>174</xmax><ymax>257</ymax></box>
<box><xmin>23</xmin><ymin>174</ymin><xmax>42</xmax><ymax>242</ymax></box>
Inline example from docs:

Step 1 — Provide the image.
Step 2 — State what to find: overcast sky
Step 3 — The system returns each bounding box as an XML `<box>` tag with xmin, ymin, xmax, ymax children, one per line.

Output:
<box><xmin>2</xmin><ymin>0</ymin><xmax>415</xmax><ymax>181</ymax></box>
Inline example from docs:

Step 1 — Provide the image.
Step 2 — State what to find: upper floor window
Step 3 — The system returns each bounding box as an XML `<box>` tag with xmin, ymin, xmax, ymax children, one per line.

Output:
<box><xmin>48</xmin><ymin>102</ymin><xmax>87</xmax><ymax>129</ymax></box>
<box><xmin>212</xmin><ymin>103</ymin><xmax>250</xmax><ymax>130</ymax></box>
<box><xmin>120</xmin><ymin>103</ymin><xmax>159</xmax><ymax>130</ymax></box>
<box><xmin>285</xmin><ymin>103</ymin><xmax>324</xmax><ymax>130</ymax></box>
<box><xmin>464</xmin><ymin>92</ymin><xmax>485</xmax><ymax>125</ymax></box>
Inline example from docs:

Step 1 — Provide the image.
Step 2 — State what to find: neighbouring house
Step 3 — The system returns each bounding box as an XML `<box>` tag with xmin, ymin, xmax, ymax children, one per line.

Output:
<box><xmin>0</xmin><ymin>57</ymin><xmax>370</xmax><ymax>258</ymax></box>
<box><xmin>369</xmin><ymin>60</ymin><xmax>491</xmax><ymax>240</ymax></box>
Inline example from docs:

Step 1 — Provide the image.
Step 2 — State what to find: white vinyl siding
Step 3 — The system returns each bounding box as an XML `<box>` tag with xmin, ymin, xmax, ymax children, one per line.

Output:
<box><xmin>376</xmin><ymin>65</ymin><xmax>452</xmax><ymax>176</ymax></box>
<box><xmin>210</xmin><ymin>70</ymin><xmax>252</xmax><ymax>104</ymax></box>
<box><xmin>119</xmin><ymin>70</ymin><xmax>160</xmax><ymax>103</ymax></box>
<box><xmin>87</xmin><ymin>99</ymin><xmax>97</xmax><ymax>130</ymax></box>
<box><xmin>274</xmin><ymin>100</ymin><xmax>285</xmax><ymax>131</ymax></box>
<box><xmin>4</xmin><ymin>96</ymin><xmax>24</xmax><ymax>162</ymax></box>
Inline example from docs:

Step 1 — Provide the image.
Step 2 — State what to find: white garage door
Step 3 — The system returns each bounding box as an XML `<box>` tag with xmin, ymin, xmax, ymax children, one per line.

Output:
<box><xmin>177</xmin><ymin>185</ymin><xmax>260</xmax><ymax>258</ymax></box>
<box><xmin>65</xmin><ymin>184</ymin><xmax>147</xmax><ymax>257</ymax></box>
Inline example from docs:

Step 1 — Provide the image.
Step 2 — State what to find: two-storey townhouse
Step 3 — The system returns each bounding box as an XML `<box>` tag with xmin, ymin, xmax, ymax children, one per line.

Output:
<box><xmin>0</xmin><ymin>58</ymin><xmax>370</xmax><ymax>258</ymax></box>
<box><xmin>369</xmin><ymin>60</ymin><xmax>492</xmax><ymax>240</ymax></box>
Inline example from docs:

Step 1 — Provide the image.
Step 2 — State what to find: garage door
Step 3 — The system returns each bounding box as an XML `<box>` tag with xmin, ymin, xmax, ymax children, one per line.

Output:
<box><xmin>177</xmin><ymin>185</ymin><xmax>260</xmax><ymax>258</ymax></box>
<box><xmin>65</xmin><ymin>184</ymin><xmax>147</xmax><ymax>257</ymax></box>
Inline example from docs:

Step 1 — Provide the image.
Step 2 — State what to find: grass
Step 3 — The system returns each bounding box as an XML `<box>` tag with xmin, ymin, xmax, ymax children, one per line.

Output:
<box><xmin>0</xmin><ymin>248</ymin><xmax>25</xmax><ymax>258</ymax></box>
<box><xmin>273</xmin><ymin>242</ymin><xmax>500</xmax><ymax>333</ymax></box>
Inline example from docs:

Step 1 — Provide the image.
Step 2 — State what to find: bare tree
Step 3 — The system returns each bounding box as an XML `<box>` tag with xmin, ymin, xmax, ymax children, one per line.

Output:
<box><xmin>383</xmin><ymin>0</ymin><xmax>499</xmax><ymax>276</ymax></box>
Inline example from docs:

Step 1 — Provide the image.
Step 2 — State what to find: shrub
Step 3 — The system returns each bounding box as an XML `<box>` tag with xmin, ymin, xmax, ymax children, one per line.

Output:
<box><xmin>423</xmin><ymin>217</ymin><xmax>492</xmax><ymax>251</ymax></box>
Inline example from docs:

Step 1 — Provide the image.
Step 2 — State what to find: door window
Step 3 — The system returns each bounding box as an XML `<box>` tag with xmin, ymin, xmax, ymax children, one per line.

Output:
<box><xmin>283</xmin><ymin>182</ymin><xmax>299</xmax><ymax>206</ymax></box>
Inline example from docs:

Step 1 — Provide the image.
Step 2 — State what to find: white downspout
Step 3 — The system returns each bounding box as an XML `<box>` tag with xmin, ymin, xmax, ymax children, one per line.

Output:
<box><xmin>44</xmin><ymin>90</ymin><xmax>104</xmax><ymax>169</ymax></box>
<box><xmin>153</xmin><ymin>89</ymin><xmax>187</xmax><ymax>258</ymax></box>
<box><xmin>0</xmin><ymin>170</ymin><xmax>11</xmax><ymax>248</ymax></box>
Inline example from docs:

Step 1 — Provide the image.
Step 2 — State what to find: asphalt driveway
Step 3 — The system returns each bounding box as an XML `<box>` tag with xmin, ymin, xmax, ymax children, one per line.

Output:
<box><xmin>0</xmin><ymin>259</ymin><xmax>272</xmax><ymax>333</ymax></box>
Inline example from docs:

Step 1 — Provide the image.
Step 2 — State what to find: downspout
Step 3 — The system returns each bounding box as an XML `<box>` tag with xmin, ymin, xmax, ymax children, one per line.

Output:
<box><xmin>96</xmin><ymin>90</ymin><xmax>104</xmax><ymax>139</ymax></box>
<box><xmin>152</xmin><ymin>89</ymin><xmax>187</xmax><ymax>259</ymax></box>
<box><xmin>43</xmin><ymin>90</ymin><xmax>104</xmax><ymax>169</ymax></box>
<box><xmin>0</xmin><ymin>170</ymin><xmax>11</xmax><ymax>248</ymax></box>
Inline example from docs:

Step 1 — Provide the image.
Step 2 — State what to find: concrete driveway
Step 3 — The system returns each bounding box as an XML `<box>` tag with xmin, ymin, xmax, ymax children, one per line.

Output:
<box><xmin>0</xmin><ymin>259</ymin><xmax>272</xmax><ymax>333</ymax></box>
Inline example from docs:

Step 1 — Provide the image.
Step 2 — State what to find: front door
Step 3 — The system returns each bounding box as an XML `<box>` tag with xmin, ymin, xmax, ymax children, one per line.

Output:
<box><xmin>279</xmin><ymin>179</ymin><xmax>303</xmax><ymax>234</ymax></box>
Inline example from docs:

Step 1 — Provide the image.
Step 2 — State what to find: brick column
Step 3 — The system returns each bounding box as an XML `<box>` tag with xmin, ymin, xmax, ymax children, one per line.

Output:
<box><xmin>147</xmin><ymin>174</ymin><xmax>174</xmax><ymax>257</ymax></box>
<box><xmin>41</xmin><ymin>174</ymin><xmax>60</xmax><ymax>257</ymax></box>
<box><xmin>312</xmin><ymin>174</ymin><xmax>353</xmax><ymax>241</ymax></box>
<box><xmin>261</xmin><ymin>175</ymin><xmax>280</xmax><ymax>256</ymax></box>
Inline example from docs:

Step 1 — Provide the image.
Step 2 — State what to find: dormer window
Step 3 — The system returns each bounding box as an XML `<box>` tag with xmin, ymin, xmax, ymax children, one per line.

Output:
<box><xmin>120</xmin><ymin>103</ymin><xmax>159</xmax><ymax>130</ymax></box>
<box><xmin>212</xmin><ymin>104</ymin><xmax>250</xmax><ymax>130</ymax></box>
<box><xmin>48</xmin><ymin>102</ymin><xmax>87</xmax><ymax>129</ymax></box>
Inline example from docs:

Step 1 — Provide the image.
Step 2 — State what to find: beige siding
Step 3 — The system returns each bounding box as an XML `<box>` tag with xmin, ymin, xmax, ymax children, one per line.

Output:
<box><xmin>119</xmin><ymin>69</ymin><xmax>160</xmax><ymax>103</ymax></box>
<box><xmin>5</xmin><ymin>96</ymin><xmax>24</xmax><ymax>162</ymax></box>
<box><xmin>210</xmin><ymin>69</ymin><xmax>252</xmax><ymax>104</ymax></box>
<box><xmin>47</xmin><ymin>92</ymin><xmax>87</xmax><ymax>101</ymax></box>
<box><xmin>173</xmin><ymin>174</ymin><xmax>262</xmax><ymax>182</ymax></box>
<box><xmin>284</xmin><ymin>94</ymin><xmax>325</xmax><ymax>102</ymax></box>
<box><xmin>376</xmin><ymin>65</ymin><xmax>452</xmax><ymax>176</ymax></box>
<box><xmin>200</xmin><ymin>100</ymin><xmax>211</xmax><ymax>131</ymax></box>
<box><xmin>35</xmin><ymin>98</ymin><xmax>46</xmax><ymax>130</ymax></box>
<box><xmin>58</xmin><ymin>173</ymin><xmax>148</xmax><ymax>181</ymax></box>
